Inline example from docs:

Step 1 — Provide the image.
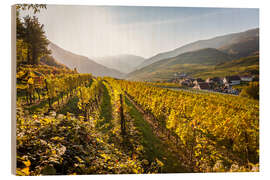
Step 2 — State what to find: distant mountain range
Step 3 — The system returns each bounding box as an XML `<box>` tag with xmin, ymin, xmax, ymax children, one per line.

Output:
<box><xmin>47</xmin><ymin>28</ymin><xmax>259</xmax><ymax>81</ymax></box>
<box><xmin>136</xmin><ymin>28</ymin><xmax>259</xmax><ymax>69</ymax></box>
<box><xmin>93</xmin><ymin>54</ymin><xmax>145</xmax><ymax>74</ymax></box>
<box><xmin>126</xmin><ymin>48</ymin><xmax>233</xmax><ymax>81</ymax></box>
<box><xmin>48</xmin><ymin>42</ymin><xmax>124</xmax><ymax>78</ymax></box>
<box><xmin>127</xmin><ymin>28</ymin><xmax>259</xmax><ymax>81</ymax></box>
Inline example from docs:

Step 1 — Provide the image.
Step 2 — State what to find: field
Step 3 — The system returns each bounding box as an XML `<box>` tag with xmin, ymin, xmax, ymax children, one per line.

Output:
<box><xmin>15</xmin><ymin>65</ymin><xmax>259</xmax><ymax>175</ymax></box>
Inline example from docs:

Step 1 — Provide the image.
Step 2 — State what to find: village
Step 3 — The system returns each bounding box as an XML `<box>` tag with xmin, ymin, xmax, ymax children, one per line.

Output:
<box><xmin>168</xmin><ymin>73</ymin><xmax>256</xmax><ymax>95</ymax></box>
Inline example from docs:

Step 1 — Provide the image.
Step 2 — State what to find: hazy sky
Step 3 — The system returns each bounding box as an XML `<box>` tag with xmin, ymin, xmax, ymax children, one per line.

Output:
<box><xmin>20</xmin><ymin>5</ymin><xmax>259</xmax><ymax>59</ymax></box>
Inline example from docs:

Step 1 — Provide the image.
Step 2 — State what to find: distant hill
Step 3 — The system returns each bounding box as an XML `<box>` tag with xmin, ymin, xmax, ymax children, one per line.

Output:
<box><xmin>48</xmin><ymin>42</ymin><xmax>124</xmax><ymax>78</ymax></box>
<box><xmin>93</xmin><ymin>54</ymin><xmax>145</xmax><ymax>74</ymax></box>
<box><xmin>191</xmin><ymin>55</ymin><xmax>259</xmax><ymax>79</ymax></box>
<box><xmin>219</xmin><ymin>36</ymin><xmax>259</xmax><ymax>58</ymax></box>
<box><xmin>127</xmin><ymin>48</ymin><xmax>233</xmax><ymax>81</ymax></box>
<box><xmin>137</xmin><ymin>28</ymin><xmax>259</xmax><ymax>69</ymax></box>
<box><xmin>155</xmin><ymin>48</ymin><xmax>232</xmax><ymax>66</ymax></box>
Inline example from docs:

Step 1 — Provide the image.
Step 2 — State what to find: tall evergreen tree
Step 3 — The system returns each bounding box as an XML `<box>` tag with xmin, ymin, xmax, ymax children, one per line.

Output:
<box><xmin>23</xmin><ymin>16</ymin><xmax>51</xmax><ymax>65</ymax></box>
<box><xmin>16</xmin><ymin>4</ymin><xmax>50</xmax><ymax>65</ymax></box>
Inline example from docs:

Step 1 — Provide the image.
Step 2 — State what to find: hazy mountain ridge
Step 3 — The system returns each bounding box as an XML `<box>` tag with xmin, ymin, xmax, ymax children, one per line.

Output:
<box><xmin>93</xmin><ymin>54</ymin><xmax>145</xmax><ymax>74</ymax></box>
<box><xmin>127</xmin><ymin>48</ymin><xmax>234</xmax><ymax>80</ymax></box>
<box><xmin>127</xmin><ymin>53</ymin><xmax>259</xmax><ymax>81</ymax></box>
<box><xmin>219</xmin><ymin>36</ymin><xmax>259</xmax><ymax>58</ymax></box>
<box><xmin>137</xmin><ymin>28</ymin><xmax>259</xmax><ymax>69</ymax></box>
<box><xmin>47</xmin><ymin>28</ymin><xmax>259</xmax><ymax>81</ymax></box>
<box><xmin>127</xmin><ymin>28</ymin><xmax>259</xmax><ymax>81</ymax></box>
<box><xmin>48</xmin><ymin>42</ymin><xmax>124</xmax><ymax>78</ymax></box>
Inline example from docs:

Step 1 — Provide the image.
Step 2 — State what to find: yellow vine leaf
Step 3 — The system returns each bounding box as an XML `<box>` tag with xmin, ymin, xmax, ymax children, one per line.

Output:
<box><xmin>23</xmin><ymin>160</ymin><xmax>31</xmax><ymax>167</ymax></box>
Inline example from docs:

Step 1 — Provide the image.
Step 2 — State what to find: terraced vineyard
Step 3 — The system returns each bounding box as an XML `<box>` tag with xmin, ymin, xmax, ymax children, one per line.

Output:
<box><xmin>16</xmin><ymin>65</ymin><xmax>259</xmax><ymax>175</ymax></box>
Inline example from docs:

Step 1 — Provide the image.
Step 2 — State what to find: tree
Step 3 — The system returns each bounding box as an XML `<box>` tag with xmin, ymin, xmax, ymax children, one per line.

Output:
<box><xmin>240</xmin><ymin>81</ymin><xmax>259</xmax><ymax>100</ymax></box>
<box><xmin>16</xmin><ymin>4</ymin><xmax>47</xmax><ymax>14</ymax></box>
<box><xmin>16</xmin><ymin>4</ymin><xmax>50</xmax><ymax>65</ymax></box>
<box><xmin>16</xmin><ymin>39</ymin><xmax>28</xmax><ymax>64</ymax></box>
<box><xmin>23</xmin><ymin>16</ymin><xmax>51</xmax><ymax>64</ymax></box>
<box><xmin>16</xmin><ymin>4</ymin><xmax>47</xmax><ymax>43</ymax></box>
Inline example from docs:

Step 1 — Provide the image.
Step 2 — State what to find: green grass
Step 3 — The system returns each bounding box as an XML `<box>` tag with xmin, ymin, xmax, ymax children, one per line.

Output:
<box><xmin>57</xmin><ymin>96</ymin><xmax>81</xmax><ymax>115</ymax></box>
<box><xmin>96</xmin><ymin>83</ymin><xmax>113</xmax><ymax>132</ymax></box>
<box><xmin>53</xmin><ymin>80</ymin><xmax>93</xmax><ymax>115</ymax></box>
<box><xmin>125</xmin><ymin>97</ymin><xmax>189</xmax><ymax>173</ymax></box>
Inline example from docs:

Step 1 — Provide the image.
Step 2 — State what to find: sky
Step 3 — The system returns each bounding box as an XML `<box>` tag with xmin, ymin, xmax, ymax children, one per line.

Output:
<box><xmin>19</xmin><ymin>5</ymin><xmax>259</xmax><ymax>59</ymax></box>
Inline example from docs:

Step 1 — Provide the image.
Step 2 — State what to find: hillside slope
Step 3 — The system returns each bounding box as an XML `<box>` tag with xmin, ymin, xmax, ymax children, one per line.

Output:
<box><xmin>127</xmin><ymin>48</ymin><xmax>233</xmax><ymax>81</ymax></box>
<box><xmin>137</xmin><ymin>28</ymin><xmax>259</xmax><ymax>69</ymax></box>
<box><xmin>192</xmin><ymin>55</ymin><xmax>259</xmax><ymax>79</ymax></box>
<box><xmin>48</xmin><ymin>42</ymin><xmax>124</xmax><ymax>78</ymax></box>
<box><xmin>219</xmin><ymin>37</ymin><xmax>259</xmax><ymax>58</ymax></box>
